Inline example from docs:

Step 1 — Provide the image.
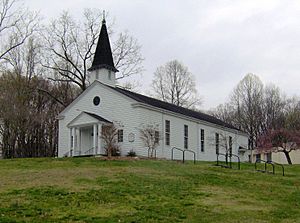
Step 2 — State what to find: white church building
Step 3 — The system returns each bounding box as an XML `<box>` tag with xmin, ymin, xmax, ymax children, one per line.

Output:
<box><xmin>58</xmin><ymin>18</ymin><xmax>249</xmax><ymax>162</ymax></box>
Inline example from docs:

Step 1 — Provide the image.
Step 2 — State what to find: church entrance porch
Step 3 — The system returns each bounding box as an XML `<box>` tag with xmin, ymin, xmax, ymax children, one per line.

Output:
<box><xmin>69</xmin><ymin>124</ymin><xmax>103</xmax><ymax>157</ymax></box>
<box><xmin>67</xmin><ymin>112</ymin><xmax>112</xmax><ymax>157</ymax></box>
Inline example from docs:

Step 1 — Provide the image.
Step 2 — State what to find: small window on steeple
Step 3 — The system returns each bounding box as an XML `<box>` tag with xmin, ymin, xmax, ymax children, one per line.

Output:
<box><xmin>96</xmin><ymin>71</ymin><xmax>99</xmax><ymax>80</ymax></box>
<box><xmin>108</xmin><ymin>70</ymin><xmax>112</xmax><ymax>80</ymax></box>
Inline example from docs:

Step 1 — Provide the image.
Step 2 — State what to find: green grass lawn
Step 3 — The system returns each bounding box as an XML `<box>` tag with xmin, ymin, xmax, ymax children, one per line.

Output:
<box><xmin>0</xmin><ymin>158</ymin><xmax>299</xmax><ymax>223</ymax></box>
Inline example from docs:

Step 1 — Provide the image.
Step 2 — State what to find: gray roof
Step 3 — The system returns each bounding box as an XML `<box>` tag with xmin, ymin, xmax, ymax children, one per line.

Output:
<box><xmin>84</xmin><ymin>112</ymin><xmax>112</xmax><ymax>123</ymax></box>
<box><xmin>109</xmin><ymin>86</ymin><xmax>241</xmax><ymax>132</ymax></box>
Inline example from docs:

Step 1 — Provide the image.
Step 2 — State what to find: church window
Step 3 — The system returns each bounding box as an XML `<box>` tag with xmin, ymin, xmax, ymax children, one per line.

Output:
<box><xmin>93</xmin><ymin>96</ymin><xmax>100</xmax><ymax>106</ymax></box>
<box><xmin>200</xmin><ymin>129</ymin><xmax>205</xmax><ymax>152</ymax></box>
<box><xmin>215</xmin><ymin>133</ymin><xmax>219</xmax><ymax>154</ymax></box>
<box><xmin>108</xmin><ymin>70</ymin><xmax>112</xmax><ymax>80</ymax></box>
<box><xmin>155</xmin><ymin>131</ymin><xmax>159</xmax><ymax>144</ymax></box>
<box><xmin>184</xmin><ymin>125</ymin><xmax>188</xmax><ymax>149</ymax></box>
<box><xmin>118</xmin><ymin>130</ymin><xmax>124</xmax><ymax>142</ymax></box>
<box><xmin>229</xmin><ymin>136</ymin><xmax>232</xmax><ymax>155</ymax></box>
<box><xmin>165</xmin><ymin>120</ymin><xmax>170</xmax><ymax>146</ymax></box>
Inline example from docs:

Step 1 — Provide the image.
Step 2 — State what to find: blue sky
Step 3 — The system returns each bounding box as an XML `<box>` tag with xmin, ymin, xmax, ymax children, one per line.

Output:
<box><xmin>26</xmin><ymin>0</ymin><xmax>300</xmax><ymax>109</ymax></box>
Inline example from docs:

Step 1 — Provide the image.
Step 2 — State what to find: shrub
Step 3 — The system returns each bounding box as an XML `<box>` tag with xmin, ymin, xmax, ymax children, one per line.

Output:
<box><xmin>127</xmin><ymin>150</ymin><xmax>136</xmax><ymax>157</ymax></box>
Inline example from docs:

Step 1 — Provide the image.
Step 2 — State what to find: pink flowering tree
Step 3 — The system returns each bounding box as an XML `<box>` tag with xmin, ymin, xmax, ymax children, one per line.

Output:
<box><xmin>257</xmin><ymin>129</ymin><xmax>300</xmax><ymax>164</ymax></box>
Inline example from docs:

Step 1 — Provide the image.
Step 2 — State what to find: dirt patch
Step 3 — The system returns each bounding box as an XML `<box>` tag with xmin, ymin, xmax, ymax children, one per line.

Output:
<box><xmin>95</xmin><ymin>156</ymin><xmax>165</xmax><ymax>161</ymax></box>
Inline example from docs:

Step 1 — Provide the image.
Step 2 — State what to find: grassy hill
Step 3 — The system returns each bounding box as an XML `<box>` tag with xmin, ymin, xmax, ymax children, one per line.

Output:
<box><xmin>0</xmin><ymin>158</ymin><xmax>299</xmax><ymax>222</ymax></box>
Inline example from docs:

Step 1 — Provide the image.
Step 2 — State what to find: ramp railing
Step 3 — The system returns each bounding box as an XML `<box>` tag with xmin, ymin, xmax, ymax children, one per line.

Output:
<box><xmin>171</xmin><ymin>147</ymin><xmax>196</xmax><ymax>164</ymax></box>
<box><xmin>216</xmin><ymin>152</ymin><xmax>240</xmax><ymax>170</ymax></box>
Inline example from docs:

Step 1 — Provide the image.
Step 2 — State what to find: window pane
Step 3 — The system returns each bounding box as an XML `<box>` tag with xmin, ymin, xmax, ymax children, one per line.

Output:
<box><xmin>118</xmin><ymin>130</ymin><xmax>123</xmax><ymax>142</ymax></box>
<box><xmin>155</xmin><ymin>131</ymin><xmax>159</xmax><ymax>144</ymax></box>
<box><xmin>184</xmin><ymin>125</ymin><xmax>188</xmax><ymax>137</ymax></box>
<box><xmin>165</xmin><ymin>120</ymin><xmax>170</xmax><ymax>132</ymax></box>
<box><xmin>184</xmin><ymin>137</ymin><xmax>188</xmax><ymax>149</ymax></box>
<box><xmin>165</xmin><ymin>120</ymin><xmax>170</xmax><ymax>146</ymax></box>
<box><xmin>184</xmin><ymin>125</ymin><xmax>188</xmax><ymax>149</ymax></box>
<box><xmin>215</xmin><ymin>133</ymin><xmax>219</xmax><ymax>154</ymax></box>
<box><xmin>229</xmin><ymin>136</ymin><xmax>232</xmax><ymax>155</ymax></box>
<box><xmin>201</xmin><ymin>129</ymin><xmax>204</xmax><ymax>152</ymax></box>
<box><xmin>165</xmin><ymin>133</ymin><xmax>170</xmax><ymax>146</ymax></box>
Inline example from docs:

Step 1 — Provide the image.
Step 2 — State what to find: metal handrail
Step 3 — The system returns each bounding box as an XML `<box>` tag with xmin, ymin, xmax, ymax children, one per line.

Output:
<box><xmin>85</xmin><ymin>147</ymin><xmax>95</xmax><ymax>155</ymax></box>
<box><xmin>184</xmin><ymin>149</ymin><xmax>196</xmax><ymax>164</ymax></box>
<box><xmin>171</xmin><ymin>147</ymin><xmax>196</xmax><ymax>164</ymax></box>
<box><xmin>255</xmin><ymin>159</ymin><xmax>275</xmax><ymax>174</ymax></box>
<box><xmin>63</xmin><ymin>150</ymin><xmax>71</xmax><ymax>157</ymax></box>
<box><xmin>230</xmin><ymin>154</ymin><xmax>241</xmax><ymax>170</ymax></box>
<box><xmin>63</xmin><ymin>149</ymin><xmax>73</xmax><ymax>157</ymax></box>
<box><xmin>148</xmin><ymin>148</ymin><xmax>157</xmax><ymax>159</ymax></box>
<box><xmin>171</xmin><ymin>147</ymin><xmax>184</xmax><ymax>161</ymax></box>
<box><xmin>216</xmin><ymin>153</ymin><xmax>229</xmax><ymax>167</ymax></box>
<box><xmin>267</xmin><ymin>161</ymin><xmax>285</xmax><ymax>176</ymax></box>
<box><xmin>216</xmin><ymin>153</ymin><xmax>240</xmax><ymax>170</ymax></box>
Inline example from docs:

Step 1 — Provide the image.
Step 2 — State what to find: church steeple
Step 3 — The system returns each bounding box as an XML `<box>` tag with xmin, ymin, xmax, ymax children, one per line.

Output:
<box><xmin>88</xmin><ymin>13</ymin><xmax>118</xmax><ymax>86</ymax></box>
<box><xmin>89</xmin><ymin>16</ymin><xmax>118</xmax><ymax>72</ymax></box>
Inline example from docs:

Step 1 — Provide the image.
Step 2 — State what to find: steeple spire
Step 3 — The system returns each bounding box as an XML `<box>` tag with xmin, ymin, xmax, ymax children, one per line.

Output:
<box><xmin>88</xmin><ymin>13</ymin><xmax>118</xmax><ymax>72</ymax></box>
<box><xmin>102</xmin><ymin>10</ymin><xmax>106</xmax><ymax>24</ymax></box>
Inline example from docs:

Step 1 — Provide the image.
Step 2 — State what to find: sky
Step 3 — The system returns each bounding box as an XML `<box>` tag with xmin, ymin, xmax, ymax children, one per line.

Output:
<box><xmin>25</xmin><ymin>0</ymin><xmax>300</xmax><ymax>109</ymax></box>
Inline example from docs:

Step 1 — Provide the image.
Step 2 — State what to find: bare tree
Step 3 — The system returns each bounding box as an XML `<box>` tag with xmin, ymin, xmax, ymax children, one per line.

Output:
<box><xmin>113</xmin><ymin>31</ymin><xmax>144</xmax><ymax>80</ymax></box>
<box><xmin>263</xmin><ymin>84</ymin><xmax>286</xmax><ymax>130</ymax></box>
<box><xmin>0</xmin><ymin>72</ymin><xmax>64</xmax><ymax>158</ymax></box>
<box><xmin>230</xmin><ymin>73</ymin><xmax>264</xmax><ymax>150</ymax></box>
<box><xmin>211</xmin><ymin>74</ymin><xmax>293</xmax><ymax>163</ymax></box>
<box><xmin>0</xmin><ymin>0</ymin><xmax>39</xmax><ymax>62</ymax></box>
<box><xmin>209</xmin><ymin>103</ymin><xmax>236</xmax><ymax>127</ymax></box>
<box><xmin>284</xmin><ymin>96</ymin><xmax>300</xmax><ymax>131</ymax></box>
<box><xmin>208</xmin><ymin>131</ymin><xmax>232</xmax><ymax>155</ymax></box>
<box><xmin>2</xmin><ymin>36</ymin><xmax>43</xmax><ymax>78</ymax></box>
<box><xmin>138</xmin><ymin>123</ymin><xmax>162</xmax><ymax>158</ymax></box>
<box><xmin>151</xmin><ymin>60</ymin><xmax>201</xmax><ymax>109</ymax></box>
<box><xmin>42</xmin><ymin>9</ymin><xmax>144</xmax><ymax>91</ymax></box>
<box><xmin>101</xmin><ymin>123</ymin><xmax>120</xmax><ymax>158</ymax></box>
<box><xmin>118</xmin><ymin>79</ymin><xmax>142</xmax><ymax>92</ymax></box>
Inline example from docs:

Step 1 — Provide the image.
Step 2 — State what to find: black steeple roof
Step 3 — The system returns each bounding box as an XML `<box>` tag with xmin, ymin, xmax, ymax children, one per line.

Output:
<box><xmin>88</xmin><ymin>18</ymin><xmax>118</xmax><ymax>72</ymax></box>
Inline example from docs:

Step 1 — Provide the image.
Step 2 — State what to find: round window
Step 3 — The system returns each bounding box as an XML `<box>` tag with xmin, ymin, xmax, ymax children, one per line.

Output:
<box><xmin>93</xmin><ymin>96</ymin><xmax>100</xmax><ymax>106</ymax></box>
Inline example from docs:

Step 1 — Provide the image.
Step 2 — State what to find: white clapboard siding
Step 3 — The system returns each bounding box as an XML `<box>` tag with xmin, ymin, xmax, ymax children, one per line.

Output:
<box><xmin>58</xmin><ymin>81</ymin><xmax>249</xmax><ymax>161</ymax></box>
<box><xmin>133</xmin><ymin>106</ymin><xmax>248</xmax><ymax>161</ymax></box>
<box><xmin>58</xmin><ymin>81</ymin><xmax>142</xmax><ymax>157</ymax></box>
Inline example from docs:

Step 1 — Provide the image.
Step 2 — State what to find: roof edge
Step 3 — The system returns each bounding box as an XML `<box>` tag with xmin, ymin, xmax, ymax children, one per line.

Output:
<box><xmin>88</xmin><ymin>64</ymin><xmax>119</xmax><ymax>72</ymax></box>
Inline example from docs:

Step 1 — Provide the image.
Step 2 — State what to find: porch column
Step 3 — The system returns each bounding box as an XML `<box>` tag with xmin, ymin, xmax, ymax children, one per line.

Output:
<box><xmin>93</xmin><ymin>124</ymin><xmax>98</xmax><ymax>155</ymax></box>
<box><xmin>69</xmin><ymin>128</ymin><xmax>72</xmax><ymax>156</ymax></box>
<box><xmin>71</xmin><ymin>127</ymin><xmax>75</xmax><ymax>157</ymax></box>
<box><xmin>78</xmin><ymin>128</ymin><xmax>81</xmax><ymax>155</ymax></box>
<box><xmin>98</xmin><ymin>124</ymin><xmax>102</xmax><ymax>155</ymax></box>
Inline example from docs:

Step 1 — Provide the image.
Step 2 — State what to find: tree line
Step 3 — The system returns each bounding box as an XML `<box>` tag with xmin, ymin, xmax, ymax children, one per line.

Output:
<box><xmin>0</xmin><ymin>0</ymin><xmax>143</xmax><ymax>158</ymax></box>
<box><xmin>209</xmin><ymin>73</ymin><xmax>300</xmax><ymax>163</ymax></box>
